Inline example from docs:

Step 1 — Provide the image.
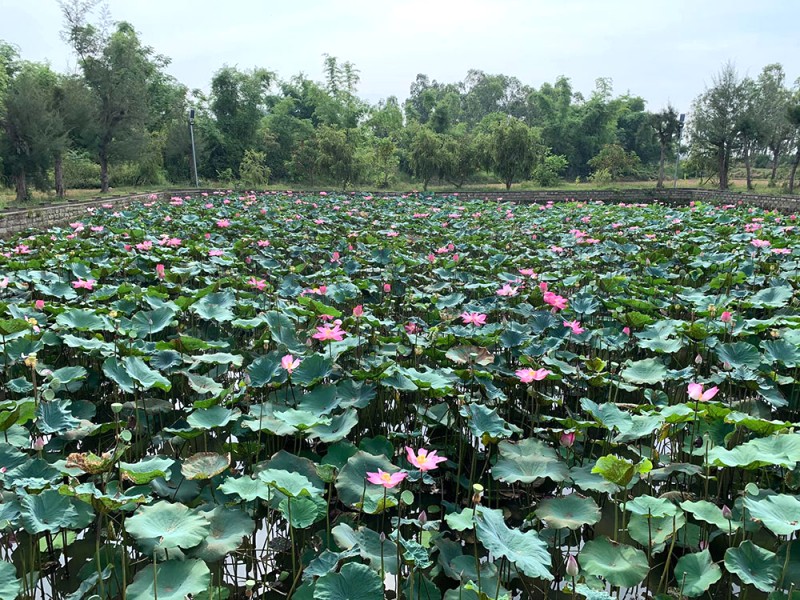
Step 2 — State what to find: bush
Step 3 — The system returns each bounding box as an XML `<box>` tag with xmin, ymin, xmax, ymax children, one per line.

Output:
<box><xmin>531</xmin><ymin>153</ymin><xmax>568</xmax><ymax>187</ymax></box>
<box><xmin>589</xmin><ymin>168</ymin><xmax>613</xmax><ymax>185</ymax></box>
<box><xmin>239</xmin><ymin>149</ymin><xmax>270</xmax><ymax>187</ymax></box>
<box><xmin>63</xmin><ymin>151</ymin><xmax>101</xmax><ymax>189</ymax></box>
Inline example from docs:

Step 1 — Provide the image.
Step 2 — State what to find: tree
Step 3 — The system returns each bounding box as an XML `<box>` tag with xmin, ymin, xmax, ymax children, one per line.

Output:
<box><xmin>736</xmin><ymin>77</ymin><xmax>765</xmax><ymax>190</ymax></box>
<box><xmin>689</xmin><ymin>63</ymin><xmax>746</xmax><ymax>190</ymax></box>
<box><xmin>757</xmin><ymin>64</ymin><xmax>793</xmax><ymax>184</ymax></box>
<box><xmin>787</xmin><ymin>88</ymin><xmax>800</xmax><ymax>194</ymax></box>
<box><xmin>0</xmin><ymin>62</ymin><xmax>65</xmax><ymax>201</ymax></box>
<box><xmin>588</xmin><ymin>143</ymin><xmax>641</xmax><ymax>181</ymax></box>
<box><xmin>409</xmin><ymin>126</ymin><xmax>441</xmax><ymax>191</ymax></box>
<box><xmin>315</xmin><ymin>125</ymin><xmax>361</xmax><ymax>190</ymax></box>
<box><xmin>649</xmin><ymin>106</ymin><xmax>681</xmax><ymax>188</ymax></box>
<box><xmin>531</xmin><ymin>151</ymin><xmax>568</xmax><ymax>186</ymax></box>
<box><xmin>438</xmin><ymin>129</ymin><xmax>479</xmax><ymax>187</ymax></box>
<box><xmin>372</xmin><ymin>137</ymin><xmax>398</xmax><ymax>188</ymax></box>
<box><xmin>239</xmin><ymin>149</ymin><xmax>270</xmax><ymax>187</ymax></box>
<box><xmin>481</xmin><ymin>115</ymin><xmax>539</xmax><ymax>190</ymax></box>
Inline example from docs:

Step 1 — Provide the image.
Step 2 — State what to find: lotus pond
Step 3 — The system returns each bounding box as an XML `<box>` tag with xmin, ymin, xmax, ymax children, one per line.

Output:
<box><xmin>0</xmin><ymin>191</ymin><xmax>799</xmax><ymax>600</ymax></box>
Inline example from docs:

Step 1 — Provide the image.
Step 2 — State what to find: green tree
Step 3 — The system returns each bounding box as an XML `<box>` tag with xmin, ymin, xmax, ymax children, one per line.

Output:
<box><xmin>239</xmin><ymin>148</ymin><xmax>270</xmax><ymax>187</ymax></box>
<box><xmin>787</xmin><ymin>87</ymin><xmax>800</xmax><ymax>194</ymax></box>
<box><xmin>757</xmin><ymin>64</ymin><xmax>793</xmax><ymax>184</ymax></box>
<box><xmin>409</xmin><ymin>126</ymin><xmax>441</xmax><ymax>190</ymax></box>
<box><xmin>649</xmin><ymin>106</ymin><xmax>681</xmax><ymax>188</ymax></box>
<box><xmin>315</xmin><ymin>125</ymin><xmax>361</xmax><ymax>190</ymax></box>
<box><xmin>531</xmin><ymin>151</ymin><xmax>568</xmax><ymax>186</ymax></box>
<box><xmin>481</xmin><ymin>115</ymin><xmax>539</xmax><ymax>190</ymax></box>
<box><xmin>689</xmin><ymin>63</ymin><xmax>746</xmax><ymax>190</ymax></box>
<box><xmin>588</xmin><ymin>143</ymin><xmax>641</xmax><ymax>180</ymax></box>
<box><xmin>438</xmin><ymin>128</ymin><xmax>479</xmax><ymax>187</ymax></box>
<box><xmin>0</xmin><ymin>62</ymin><xmax>65</xmax><ymax>201</ymax></box>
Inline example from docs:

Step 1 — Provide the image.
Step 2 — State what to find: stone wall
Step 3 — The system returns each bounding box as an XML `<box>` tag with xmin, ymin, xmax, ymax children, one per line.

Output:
<box><xmin>1</xmin><ymin>188</ymin><xmax>798</xmax><ymax>239</ymax></box>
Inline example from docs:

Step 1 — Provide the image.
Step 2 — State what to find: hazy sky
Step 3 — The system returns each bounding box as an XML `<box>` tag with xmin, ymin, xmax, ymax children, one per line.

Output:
<box><xmin>1</xmin><ymin>0</ymin><xmax>798</xmax><ymax>113</ymax></box>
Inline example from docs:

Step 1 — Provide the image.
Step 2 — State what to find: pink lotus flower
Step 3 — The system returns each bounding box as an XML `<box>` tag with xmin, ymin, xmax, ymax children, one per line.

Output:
<box><xmin>280</xmin><ymin>354</ymin><xmax>301</xmax><ymax>374</ymax></box>
<box><xmin>560</xmin><ymin>431</ymin><xmax>576</xmax><ymax>448</ymax></box>
<box><xmin>405</xmin><ymin>322</ymin><xmax>419</xmax><ymax>334</ymax></box>
<box><xmin>72</xmin><ymin>279</ymin><xmax>96</xmax><ymax>290</ymax></box>
<box><xmin>366</xmin><ymin>469</ymin><xmax>408</xmax><ymax>488</ymax></box>
<box><xmin>516</xmin><ymin>368</ymin><xmax>551</xmax><ymax>383</ymax></box>
<box><xmin>750</xmin><ymin>239</ymin><xmax>770</xmax><ymax>248</ymax></box>
<box><xmin>156</xmin><ymin>264</ymin><xmax>166</xmax><ymax>280</ymax></box>
<box><xmin>461</xmin><ymin>312</ymin><xmax>487</xmax><ymax>326</ymax></box>
<box><xmin>313</xmin><ymin>323</ymin><xmax>346</xmax><ymax>342</ymax></box>
<box><xmin>34</xmin><ymin>300</ymin><xmax>45</xmax><ymax>310</ymax></box>
<box><xmin>136</xmin><ymin>240</ymin><xmax>153</xmax><ymax>251</ymax></box>
<box><xmin>519</xmin><ymin>268</ymin><xmax>537</xmax><ymax>277</ymax></box>
<box><xmin>720</xmin><ymin>311</ymin><xmax>733</xmax><ymax>323</ymax></box>
<box><xmin>623</xmin><ymin>326</ymin><xmax>631</xmax><ymax>336</ymax></box>
<box><xmin>405</xmin><ymin>447</ymin><xmax>447</xmax><ymax>471</ymax></box>
<box><xmin>566</xmin><ymin>554</ymin><xmax>579</xmax><ymax>577</ymax></box>
<box><xmin>687</xmin><ymin>383</ymin><xmax>719</xmax><ymax>402</ymax></box>
<box><xmin>352</xmin><ymin>304</ymin><xmax>364</xmax><ymax>317</ymax></box>
<box><xmin>257</xmin><ymin>239</ymin><xmax>270</xmax><ymax>247</ymax></box>
<box><xmin>209</xmin><ymin>249</ymin><xmax>224</xmax><ymax>256</ymax></box>
<box><xmin>383</xmin><ymin>283</ymin><xmax>391</xmax><ymax>293</ymax></box>
<box><xmin>543</xmin><ymin>291</ymin><xmax>568</xmax><ymax>311</ymax></box>
<box><xmin>330</xmin><ymin>251</ymin><xmax>340</xmax><ymax>263</ymax></box>
<box><xmin>248</xmin><ymin>277</ymin><xmax>267</xmax><ymax>291</ymax></box>
<box><xmin>0</xmin><ymin>277</ymin><xmax>8</xmax><ymax>288</ymax></box>
<box><xmin>496</xmin><ymin>284</ymin><xmax>519</xmax><ymax>297</ymax></box>
<box><xmin>216</xmin><ymin>219</ymin><xmax>231</xmax><ymax>228</ymax></box>
<box><xmin>563</xmin><ymin>320</ymin><xmax>585</xmax><ymax>335</ymax></box>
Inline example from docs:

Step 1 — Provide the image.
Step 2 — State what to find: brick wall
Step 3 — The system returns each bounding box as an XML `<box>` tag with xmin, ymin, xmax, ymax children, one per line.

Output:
<box><xmin>1</xmin><ymin>188</ymin><xmax>798</xmax><ymax>239</ymax></box>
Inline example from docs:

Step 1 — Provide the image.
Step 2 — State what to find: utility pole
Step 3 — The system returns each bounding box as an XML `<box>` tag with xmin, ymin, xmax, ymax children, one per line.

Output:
<box><xmin>673</xmin><ymin>113</ymin><xmax>686</xmax><ymax>189</ymax></box>
<box><xmin>189</xmin><ymin>108</ymin><xmax>199</xmax><ymax>187</ymax></box>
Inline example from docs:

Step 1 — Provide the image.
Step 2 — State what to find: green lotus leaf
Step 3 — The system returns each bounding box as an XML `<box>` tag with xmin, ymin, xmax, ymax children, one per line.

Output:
<box><xmin>120</xmin><ymin>456</ymin><xmax>175</xmax><ymax>485</ymax></box>
<box><xmin>744</xmin><ymin>494</ymin><xmax>800</xmax><ymax>536</ymax></box>
<box><xmin>535</xmin><ymin>495</ymin><xmax>601</xmax><ymax>529</ymax></box>
<box><xmin>218</xmin><ymin>476</ymin><xmax>273</xmax><ymax>502</ymax></box>
<box><xmin>102</xmin><ymin>357</ymin><xmax>136</xmax><ymax>393</ymax></box>
<box><xmin>708</xmin><ymin>433</ymin><xmax>800</xmax><ymax>469</ymax></box>
<box><xmin>474</xmin><ymin>506</ymin><xmax>552</xmax><ymax>580</ymax></box>
<box><xmin>335</xmin><ymin>451</ymin><xmax>401</xmax><ymax>514</ymax></box>
<box><xmin>307</xmin><ymin>409</ymin><xmax>359</xmax><ymax>443</ymax></box>
<box><xmin>181</xmin><ymin>452</ymin><xmax>230</xmax><ymax>480</ymax></box>
<box><xmin>292</xmin><ymin>354</ymin><xmax>334</xmax><ymax>387</ymax></box>
<box><xmin>126</xmin><ymin>558</ymin><xmax>210</xmax><ymax>600</ymax></box>
<box><xmin>715</xmin><ymin>342</ymin><xmax>761</xmax><ymax>370</ymax></box>
<box><xmin>445</xmin><ymin>345</ymin><xmax>494</xmax><ymax>366</ymax></box>
<box><xmin>626</xmin><ymin>495</ymin><xmax>679</xmax><ymax>517</ymax></box>
<box><xmin>258</xmin><ymin>468</ymin><xmax>321</xmax><ymax>498</ymax></box>
<box><xmin>0</xmin><ymin>561</ymin><xmax>21</xmax><ymax>600</ymax></box>
<box><xmin>762</xmin><ymin>340</ymin><xmax>800</xmax><ymax>367</ymax></box>
<box><xmin>36</xmin><ymin>399</ymin><xmax>81</xmax><ymax>434</ymax></box>
<box><xmin>749</xmin><ymin>285</ymin><xmax>793</xmax><ymax>308</ymax></box>
<box><xmin>592</xmin><ymin>455</ymin><xmax>651</xmax><ymax>488</ymax></box>
<box><xmin>246</xmin><ymin>353</ymin><xmax>284</xmax><ymax>387</ymax></box>
<box><xmin>56</xmin><ymin>308</ymin><xmax>111</xmax><ymax>331</ymax></box>
<box><xmin>279</xmin><ymin>496</ymin><xmax>324</xmax><ymax>529</ymax></box>
<box><xmin>128</xmin><ymin>306</ymin><xmax>176</xmax><ymax>337</ymax></box>
<box><xmin>674</xmin><ymin>550</ymin><xmax>722</xmax><ymax>597</ymax></box>
<box><xmin>493</xmin><ymin>438</ymin><xmax>568</xmax><ymax>484</ymax></box>
<box><xmin>460</xmin><ymin>403</ymin><xmax>522</xmax><ymax>439</ymax></box>
<box><xmin>628</xmin><ymin>512</ymin><xmax>686</xmax><ymax>548</ymax></box>
<box><xmin>190</xmin><ymin>506</ymin><xmax>255</xmax><ymax>562</ymax></box>
<box><xmin>331</xmin><ymin>523</ymin><xmax>399</xmax><ymax>575</ymax></box>
<box><xmin>191</xmin><ymin>291</ymin><xmax>235</xmax><ymax>322</ymax></box>
<box><xmin>265</xmin><ymin>310</ymin><xmax>306</xmax><ymax>353</ymax></box>
<box><xmin>183</xmin><ymin>372</ymin><xmax>224</xmax><ymax>396</ymax></box>
<box><xmin>186</xmin><ymin>406</ymin><xmax>240</xmax><ymax>430</ymax></box>
<box><xmin>445</xmin><ymin>507</ymin><xmax>475</xmax><ymax>531</ymax></box>
<box><xmin>123</xmin><ymin>356</ymin><xmax>171</xmax><ymax>391</ymax></box>
<box><xmin>125</xmin><ymin>502</ymin><xmax>210</xmax><ymax>551</ymax></box>
<box><xmin>724</xmin><ymin>540</ymin><xmax>780</xmax><ymax>593</ymax></box>
<box><xmin>578</xmin><ymin>536</ymin><xmax>649</xmax><ymax>588</ymax></box>
<box><xmin>620</xmin><ymin>358</ymin><xmax>667</xmax><ymax>385</ymax></box>
<box><xmin>48</xmin><ymin>366</ymin><xmax>87</xmax><ymax>385</ymax></box>
<box><xmin>20</xmin><ymin>490</ymin><xmax>79</xmax><ymax>534</ymax></box>
<box><xmin>314</xmin><ymin>562</ymin><xmax>383</xmax><ymax>600</ymax></box>
<box><xmin>679</xmin><ymin>499</ymin><xmax>741</xmax><ymax>532</ymax></box>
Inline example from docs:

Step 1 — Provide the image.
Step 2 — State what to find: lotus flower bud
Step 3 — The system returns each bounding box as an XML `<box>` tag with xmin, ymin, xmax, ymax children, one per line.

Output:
<box><xmin>566</xmin><ymin>555</ymin><xmax>579</xmax><ymax>577</ymax></box>
<box><xmin>560</xmin><ymin>431</ymin><xmax>576</xmax><ymax>448</ymax></box>
<box><xmin>418</xmin><ymin>510</ymin><xmax>428</xmax><ymax>525</ymax></box>
<box><xmin>694</xmin><ymin>354</ymin><xmax>703</xmax><ymax>365</ymax></box>
<box><xmin>722</xmin><ymin>505</ymin><xmax>733</xmax><ymax>520</ymax></box>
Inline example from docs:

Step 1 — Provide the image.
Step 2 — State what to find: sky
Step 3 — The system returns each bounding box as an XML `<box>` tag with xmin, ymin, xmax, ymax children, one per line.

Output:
<box><xmin>1</xmin><ymin>0</ymin><xmax>798</xmax><ymax>113</ymax></box>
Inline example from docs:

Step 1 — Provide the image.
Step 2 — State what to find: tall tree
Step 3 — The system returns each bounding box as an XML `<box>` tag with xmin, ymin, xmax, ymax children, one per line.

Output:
<box><xmin>409</xmin><ymin>126</ymin><xmax>441</xmax><ymax>191</ymax></box>
<box><xmin>62</xmin><ymin>2</ymin><xmax>165</xmax><ymax>191</ymax></box>
<box><xmin>480</xmin><ymin>114</ymin><xmax>539</xmax><ymax>190</ymax></box>
<box><xmin>1</xmin><ymin>62</ymin><xmax>65</xmax><ymax>201</ymax></box>
<box><xmin>649</xmin><ymin>106</ymin><xmax>680</xmax><ymax>188</ymax></box>
<box><xmin>757</xmin><ymin>64</ymin><xmax>793</xmax><ymax>184</ymax></box>
<box><xmin>689</xmin><ymin>63</ymin><xmax>746</xmax><ymax>190</ymax></box>
<box><xmin>787</xmin><ymin>86</ymin><xmax>800</xmax><ymax>194</ymax></box>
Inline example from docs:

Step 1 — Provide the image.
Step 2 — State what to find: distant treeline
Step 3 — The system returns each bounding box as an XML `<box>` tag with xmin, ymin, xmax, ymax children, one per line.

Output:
<box><xmin>1</xmin><ymin>2</ymin><xmax>799</xmax><ymax>200</ymax></box>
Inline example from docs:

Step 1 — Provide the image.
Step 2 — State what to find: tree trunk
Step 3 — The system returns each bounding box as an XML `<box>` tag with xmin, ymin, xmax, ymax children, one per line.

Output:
<box><xmin>770</xmin><ymin>148</ymin><xmax>780</xmax><ymax>184</ymax></box>
<box><xmin>718</xmin><ymin>148</ymin><xmax>729</xmax><ymax>190</ymax></box>
<box><xmin>657</xmin><ymin>144</ymin><xmax>666</xmax><ymax>188</ymax></box>
<box><xmin>55</xmin><ymin>154</ymin><xmax>65</xmax><ymax>198</ymax></box>
<box><xmin>743</xmin><ymin>143</ymin><xmax>753</xmax><ymax>190</ymax></box>
<box><xmin>423</xmin><ymin>178</ymin><xmax>429</xmax><ymax>191</ymax></box>
<box><xmin>789</xmin><ymin>150</ymin><xmax>800</xmax><ymax>194</ymax></box>
<box><xmin>505</xmin><ymin>180</ymin><xmax>512</xmax><ymax>190</ymax></box>
<box><xmin>15</xmin><ymin>169</ymin><xmax>28</xmax><ymax>202</ymax></box>
<box><xmin>99</xmin><ymin>148</ymin><xmax>109</xmax><ymax>193</ymax></box>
